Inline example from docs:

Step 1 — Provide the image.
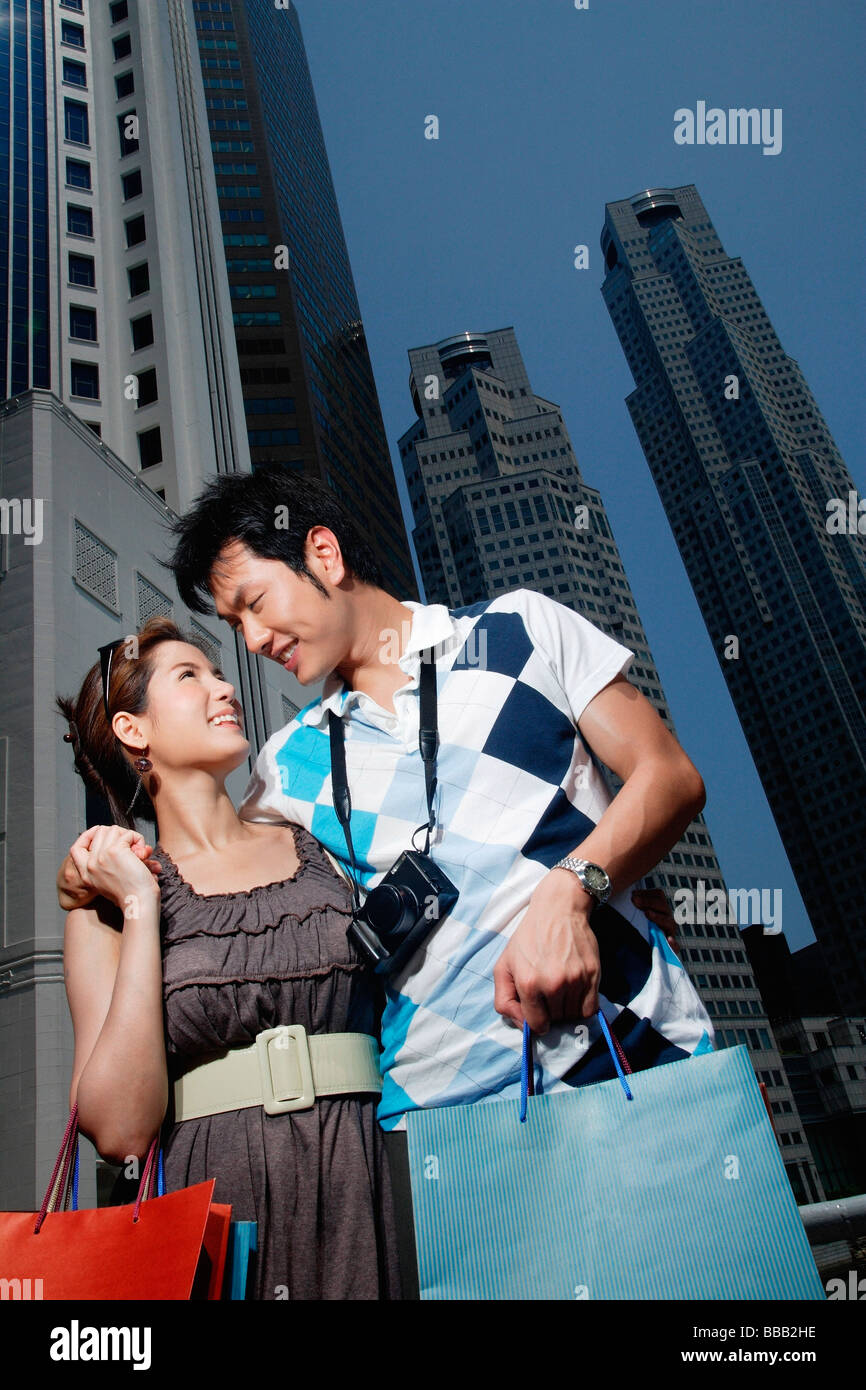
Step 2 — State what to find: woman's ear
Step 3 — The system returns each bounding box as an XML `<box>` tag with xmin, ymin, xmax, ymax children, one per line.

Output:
<box><xmin>112</xmin><ymin>711</ymin><xmax>148</xmax><ymax>754</ymax></box>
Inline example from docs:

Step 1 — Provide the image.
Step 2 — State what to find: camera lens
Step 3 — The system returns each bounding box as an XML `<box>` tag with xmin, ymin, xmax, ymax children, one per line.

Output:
<box><xmin>364</xmin><ymin>882</ymin><xmax>417</xmax><ymax>937</ymax></box>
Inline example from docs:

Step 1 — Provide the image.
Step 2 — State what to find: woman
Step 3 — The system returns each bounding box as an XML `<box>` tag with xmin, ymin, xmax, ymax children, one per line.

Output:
<box><xmin>57</xmin><ymin>615</ymin><xmax>400</xmax><ymax>1300</ymax></box>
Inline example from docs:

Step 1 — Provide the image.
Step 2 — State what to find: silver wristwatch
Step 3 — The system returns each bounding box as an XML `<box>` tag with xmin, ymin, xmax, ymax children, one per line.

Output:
<box><xmin>552</xmin><ymin>857</ymin><xmax>611</xmax><ymax>905</ymax></box>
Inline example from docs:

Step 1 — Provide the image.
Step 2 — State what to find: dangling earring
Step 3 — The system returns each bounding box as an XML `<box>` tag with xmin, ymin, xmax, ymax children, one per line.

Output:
<box><xmin>126</xmin><ymin>757</ymin><xmax>153</xmax><ymax>817</ymax></box>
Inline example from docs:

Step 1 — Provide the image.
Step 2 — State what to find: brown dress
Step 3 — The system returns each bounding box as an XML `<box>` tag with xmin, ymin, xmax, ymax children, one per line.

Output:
<box><xmin>155</xmin><ymin>822</ymin><xmax>401</xmax><ymax>1300</ymax></box>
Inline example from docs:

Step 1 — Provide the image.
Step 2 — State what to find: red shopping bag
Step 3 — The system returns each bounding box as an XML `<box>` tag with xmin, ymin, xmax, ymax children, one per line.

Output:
<box><xmin>198</xmin><ymin>1201</ymin><xmax>233</xmax><ymax>1300</ymax></box>
<box><xmin>0</xmin><ymin>1107</ymin><xmax>231</xmax><ymax>1300</ymax></box>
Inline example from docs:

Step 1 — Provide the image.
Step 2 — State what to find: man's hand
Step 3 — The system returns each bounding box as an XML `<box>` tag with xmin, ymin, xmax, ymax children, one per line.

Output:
<box><xmin>493</xmin><ymin>870</ymin><xmax>600</xmax><ymax>1033</ymax></box>
<box><xmin>57</xmin><ymin>826</ymin><xmax>160</xmax><ymax>911</ymax></box>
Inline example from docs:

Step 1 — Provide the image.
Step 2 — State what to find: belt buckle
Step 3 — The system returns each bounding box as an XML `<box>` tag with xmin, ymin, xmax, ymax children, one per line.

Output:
<box><xmin>255</xmin><ymin>1025</ymin><xmax>315</xmax><ymax>1114</ymax></box>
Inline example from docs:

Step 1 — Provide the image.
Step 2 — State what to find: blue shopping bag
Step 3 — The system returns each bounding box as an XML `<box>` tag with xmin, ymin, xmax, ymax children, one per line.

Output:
<box><xmin>406</xmin><ymin>1021</ymin><xmax>825</xmax><ymax>1300</ymax></box>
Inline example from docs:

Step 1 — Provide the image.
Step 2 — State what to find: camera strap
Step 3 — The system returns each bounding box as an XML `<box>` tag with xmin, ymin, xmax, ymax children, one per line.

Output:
<box><xmin>328</xmin><ymin>650</ymin><xmax>440</xmax><ymax>904</ymax></box>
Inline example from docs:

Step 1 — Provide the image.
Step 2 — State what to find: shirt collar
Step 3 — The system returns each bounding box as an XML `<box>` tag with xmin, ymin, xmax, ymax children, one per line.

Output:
<box><xmin>300</xmin><ymin>601</ymin><xmax>457</xmax><ymax>726</ymax></box>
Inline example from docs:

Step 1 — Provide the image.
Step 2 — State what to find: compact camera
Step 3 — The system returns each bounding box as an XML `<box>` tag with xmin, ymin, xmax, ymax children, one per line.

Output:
<box><xmin>348</xmin><ymin>849</ymin><xmax>459</xmax><ymax>976</ymax></box>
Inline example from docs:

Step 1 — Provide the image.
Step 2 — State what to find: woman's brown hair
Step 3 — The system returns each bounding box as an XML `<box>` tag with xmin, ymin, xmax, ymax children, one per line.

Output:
<box><xmin>56</xmin><ymin>616</ymin><xmax>214</xmax><ymax>830</ymax></box>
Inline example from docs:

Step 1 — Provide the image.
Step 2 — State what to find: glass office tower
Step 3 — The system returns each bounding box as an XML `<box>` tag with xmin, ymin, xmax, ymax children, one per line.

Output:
<box><xmin>0</xmin><ymin>0</ymin><xmax>50</xmax><ymax>397</ymax></box>
<box><xmin>193</xmin><ymin>0</ymin><xmax>416</xmax><ymax>597</ymax></box>
<box><xmin>601</xmin><ymin>185</ymin><xmax>866</xmax><ymax>1013</ymax></box>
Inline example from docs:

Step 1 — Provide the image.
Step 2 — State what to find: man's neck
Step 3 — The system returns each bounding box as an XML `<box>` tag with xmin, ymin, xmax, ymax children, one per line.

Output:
<box><xmin>335</xmin><ymin>592</ymin><xmax>418</xmax><ymax>713</ymax></box>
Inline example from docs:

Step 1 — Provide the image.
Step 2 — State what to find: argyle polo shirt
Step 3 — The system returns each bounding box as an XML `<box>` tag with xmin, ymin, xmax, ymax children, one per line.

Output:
<box><xmin>239</xmin><ymin>589</ymin><xmax>714</xmax><ymax>1129</ymax></box>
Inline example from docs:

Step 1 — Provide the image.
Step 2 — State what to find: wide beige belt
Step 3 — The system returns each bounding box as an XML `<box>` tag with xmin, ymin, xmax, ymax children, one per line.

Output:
<box><xmin>173</xmin><ymin>1025</ymin><xmax>382</xmax><ymax>1121</ymax></box>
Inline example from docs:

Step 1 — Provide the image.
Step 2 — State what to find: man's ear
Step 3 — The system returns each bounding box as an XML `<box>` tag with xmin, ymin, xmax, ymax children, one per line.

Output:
<box><xmin>306</xmin><ymin>526</ymin><xmax>346</xmax><ymax>586</ymax></box>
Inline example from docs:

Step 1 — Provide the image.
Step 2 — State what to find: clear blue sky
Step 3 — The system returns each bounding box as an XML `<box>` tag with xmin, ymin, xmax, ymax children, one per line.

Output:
<box><xmin>295</xmin><ymin>0</ymin><xmax>866</xmax><ymax>950</ymax></box>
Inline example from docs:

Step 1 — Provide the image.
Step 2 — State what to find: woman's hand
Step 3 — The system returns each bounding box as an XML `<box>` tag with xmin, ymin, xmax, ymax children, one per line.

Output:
<box><xmin>68</xmin><ymin>825</ymin><xmax>161</xmax><ymax>914</ymax></box>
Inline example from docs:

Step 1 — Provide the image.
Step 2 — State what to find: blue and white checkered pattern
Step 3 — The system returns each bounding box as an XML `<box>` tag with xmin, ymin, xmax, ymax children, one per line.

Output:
<box><xmin>239</xmin><ymin>590</ymin><xmax>714</xmax><ymax>1129</ymax></box>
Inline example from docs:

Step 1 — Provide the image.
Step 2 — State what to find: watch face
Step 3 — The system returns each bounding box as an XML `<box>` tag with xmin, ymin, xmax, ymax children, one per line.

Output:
<box><xmin>584</xmin><ymin>865</ymin><xmax>609</xmax><ymax>893</ymax></box>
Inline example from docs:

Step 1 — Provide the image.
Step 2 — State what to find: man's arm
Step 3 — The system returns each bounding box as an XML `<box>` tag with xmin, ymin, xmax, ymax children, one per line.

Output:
<box><xmin>566</xmin><ymin>674</ymin><xmax>705</xmax><ymax>891</ymax></box>
<box><xmin>493</xmin><ymin>675</ymin><xmax>704</xmax><ymax>1033</ymax></box>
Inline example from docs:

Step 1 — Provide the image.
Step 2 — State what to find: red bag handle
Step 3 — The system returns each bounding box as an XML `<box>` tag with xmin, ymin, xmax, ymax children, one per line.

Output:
<box><xmin>34</xmin><ymin>1103</ymin><xmax>159</xmax><ymax>1233</ymax></box>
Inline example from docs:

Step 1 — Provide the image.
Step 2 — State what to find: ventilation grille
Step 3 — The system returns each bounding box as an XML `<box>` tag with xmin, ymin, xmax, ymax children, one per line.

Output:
<box><xmin>190</xmin><ymin>620</ymin><xmax>221</xmax><ymax>668</ymax></box>
<box><xmin>136</xmin><ymin>573</ymin><xmax>173</xmax><ymax>625</ymax></box>
<box><xmin>74</xmin><ymin>521</ymin><xmax>118</xmax><ymax>608</ymax></box>
<box><xmin>281</xmin><ymin>694</ymin><xmax>300</xmax><ymax>726</ymax></box>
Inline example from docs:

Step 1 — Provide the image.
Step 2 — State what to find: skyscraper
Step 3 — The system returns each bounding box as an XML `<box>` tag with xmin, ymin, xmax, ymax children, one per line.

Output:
<box><xmin>0</xmin><ymin>0</ymin><xmax>414</xmax><ymax>594</ymax></box>
<box><xmin>191</xmin><ymin>0</ymin><xmax>415</xmax><ymax>598</ymax></box>
<box><xmin>398</xmin><ymin>325</ymin><xmax>823</xmax><ymax>1203</ymax></box>
<box><xmin>0</xmin><ymin>0</ymin><xmax>413</xmax><ymax>1204</ymax></box>
<box><xmin>1</xmin><ymin>0</ymin><xmax>252</xmax><ymax>506</ymax></box>
<box><xmin>601</xmin><ymin>185</ymin><xmax>866</xmax><ymax>1013</ymax></box>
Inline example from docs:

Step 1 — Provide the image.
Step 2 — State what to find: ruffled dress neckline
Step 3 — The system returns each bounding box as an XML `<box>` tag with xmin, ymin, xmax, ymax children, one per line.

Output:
<box><xmin>153</xmin><ymin>823</ymin><xmax>313</xmax><ymax>902</ymax></box>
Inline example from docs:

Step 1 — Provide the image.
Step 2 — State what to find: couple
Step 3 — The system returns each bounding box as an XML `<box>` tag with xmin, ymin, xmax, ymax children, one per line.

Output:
<box><xmin>57</xmin><ymin>466</ymin><xmax>714</xmax><ymax>1300</ymax></box>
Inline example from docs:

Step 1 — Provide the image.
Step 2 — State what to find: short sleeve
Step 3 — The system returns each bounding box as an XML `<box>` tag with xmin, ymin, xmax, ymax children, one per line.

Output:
<box><xmin>515</xmin><ymin>589</ymin><xmax>634</xmax><ymax>724</ymax></box>
<box><xmin>238</xmin><ymin>739</ymin><xmax>293</xmax><ymax>825</ymax></box>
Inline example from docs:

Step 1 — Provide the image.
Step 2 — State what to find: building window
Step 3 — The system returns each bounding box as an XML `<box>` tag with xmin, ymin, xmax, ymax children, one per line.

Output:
<box><xmin>127</xmin><ymin>262</ymin><xmax>150</xmax><ymax>297</ymax></box>
<box><xmin>68</xmin><ymin>252</ymin><xmax>95</xmax><ymax>287</ymax></box>
<box><xmin>118</xmin><ymin>110</ymin><xmax>140</xmax><ymax>157</ymax></box>
<box><xmin>69</xmin><ymin>305</ymin><xmax>97</xmax><ymax>341</ymax></box>
<box><xmin>122</xmin><ymin>168</ymin><xmax>143</xmax><ymax>201</ymax></box>
<box><xmin>115</xmin><ymin>71</ymin><xmax>135</xmax><ymax>99</ymax></box>
<box><xmin>135</xmin><ymin>367</ymin><xmax>158</xmax><ymax>407</ymax></box>
<box><xmin>232</xmin><ymin>311</ymin><xmax>280</xmax><ymax>327</ymax></box>
<box><xmin>113</xmin><ymin>34</ymin><xmax>132</xmax><ymax>61</ymax></box>
<box><xmin>243</xmin><ymin>396</ymin><xmax>295</xmax><ymax>415</ymax></box>
<box><xmin>138</xmin><ymin>426</ymin><xmax>163</xmax><ymax>469</ymax></box>
<box><xmin>230</xmin><ymin>283</ymin><xmax>276</xmax><ymax>298</ymax></box>
<box><xmin>131</xmin><ymin>314</ymin><xmax>154</xmax><ymax>350</ymax></box>
<box><xmin>65</xmin><ymin>158</ymin><xmax>91</xmax><ymax>189</ymax></box>
<box><xmin>62</xmin><ymin>58</ymin><xmax>87</xmax><ymax>87</ymax></box>
<box><xmin>61</xmin><ymin>20</ymin><xmax>85</xmax><ymax>48</ymax></box>
<box><xmin>110</xmin><ymin>0</ymin><xmax>129</xmax><ymax>20</ymax></box>
<box><xmin>67</xmin><ymin>203</ymin><xmax>93</xmax><ymax>236</ymax></box>
<box><xmin>70</xmin><ymin>360</ymin><xmax>99</xmax><ymax>399</ymax></box>
<box><xmin>61</xmin><ymin>0</ymin><xmax>84</xmax><ymax>10</ymax></box>
<box><xmin>125</xmin><ymin>214</ymin><xmax>146</xmax><ymax>248</ymax></box>
<box><xmin>85</xmin><ymin>421</ymin><xmax>101</xmax><ymax>437</ymax></box>
<box><xmin>247</xmin><ymin>429</ymin><xmax>300</xmax><ymax>447</ymax></box>
<box><xmin>64</xmin><ymin>99</ymin><xmax>89</xmax><ymax>144</ymax></box>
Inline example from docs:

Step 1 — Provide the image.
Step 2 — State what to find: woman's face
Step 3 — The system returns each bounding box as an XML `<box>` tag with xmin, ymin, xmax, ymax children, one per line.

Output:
<box><xmin>119</xmin><ymin>640</ymin><xmax>249</xmax><ymax>778</ymax></box>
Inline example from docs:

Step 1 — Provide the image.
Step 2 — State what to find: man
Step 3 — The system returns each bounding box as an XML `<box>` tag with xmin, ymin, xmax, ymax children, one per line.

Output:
<box><xmin>58</xmin><ymin>468</ymin><xmax>714</xmax><ymax>1290</ymax></box>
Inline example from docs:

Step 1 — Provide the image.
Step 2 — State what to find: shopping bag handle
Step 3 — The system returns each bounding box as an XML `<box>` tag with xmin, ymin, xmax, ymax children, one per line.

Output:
<box><xmin>520</xmin><ymin>1013</ymin><xmax>634</xmax><ymax>1123</ymax></box>
<box><xmin>34</xmin><ymin>1104</ymin><xmax>162</xmax><ymax>1233</ymax></box>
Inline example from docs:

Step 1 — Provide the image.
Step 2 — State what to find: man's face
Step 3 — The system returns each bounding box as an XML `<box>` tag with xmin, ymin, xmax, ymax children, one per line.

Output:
<box><xmin>208</xmin><ymin>537</ymin><xmax>348</xmax><ymax>684</ymax></box>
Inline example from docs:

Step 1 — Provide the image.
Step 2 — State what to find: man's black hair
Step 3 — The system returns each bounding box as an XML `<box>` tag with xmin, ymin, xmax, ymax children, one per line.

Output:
<box><xmin>165</xmin><ymin>466</ymin><xmax>385</xmax><ymax>614</ymax></box>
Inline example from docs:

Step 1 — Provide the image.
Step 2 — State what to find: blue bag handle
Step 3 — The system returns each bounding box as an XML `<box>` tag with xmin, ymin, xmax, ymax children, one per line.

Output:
<box><xmin>70</xmin><ymin>1136</ymin><xmax>166</xmax><ymax>1210</ymax></box>
<box><xmin>520</xmin><ymin>1013</ymin><xmax>633</xmax><ymax>1123</ymax></box>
